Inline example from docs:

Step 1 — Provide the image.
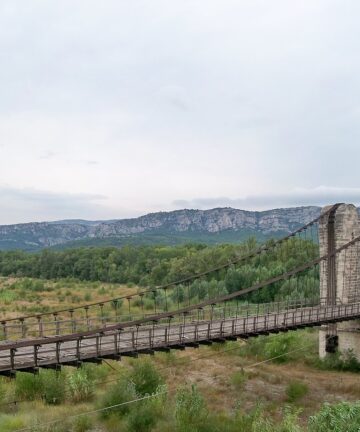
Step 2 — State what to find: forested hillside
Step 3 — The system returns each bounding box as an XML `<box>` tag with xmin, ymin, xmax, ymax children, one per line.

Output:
<box><xmin>0</xmin><ymin>237</ymin><xmax>318</xmax><ymax>304</ymax></box>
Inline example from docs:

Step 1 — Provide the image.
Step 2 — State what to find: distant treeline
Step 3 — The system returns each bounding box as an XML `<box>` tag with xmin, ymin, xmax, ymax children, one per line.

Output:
<box><xmin>0</xmin><ymin>237</ymin><xmax>319</xmax><ymax>303</ymax></box>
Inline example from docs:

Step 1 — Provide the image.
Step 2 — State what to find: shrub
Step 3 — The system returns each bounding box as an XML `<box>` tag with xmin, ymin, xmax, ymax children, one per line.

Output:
<box><xmin>72</xmin><ymin>416</ymin><xmax>92</xmax><ymax>432</ymax></box>
<box><xmin>129</xmin><ymin>359</ymin><xmax>164</xmax><ymax>396</ymax></box>
<box><xmin>239</xmin><ymin>331</ymin><xmax>312</xmax><ymax>364</ymax></box>
<box><xmin>264</xmin><ymin>333</ymin><xmax>303</xmax><ymax>363</ymax></box>
<box><xmin>41</xmin><ymin>370</ymin><xmax>66</xmax><ymax>405</ymax></box>
<box><xmin>127</xmin><ymin>400</ymin><xmax>159</xmax><ymax>432</ymax></box>
<box><xmin>0</xmin><ymin>290</ymin><xmax>18</xmax><ymax>305</ymax></box>
<box><xmin>82</xmin><ymin>363</ymin><xmax>109</xmax><ymax>381</ymax></box>
<box><xmin>286</xmin><ymin>381</ymin><xmax>308</xmax><ymax>403</ymax></box>
<box><xmin>68</xmin><ymin>369</ymin><xmax>94</xmax><ymax>403</ymax></box>
<box><xmin>308</xmin><ymin>401</ymin><xmax>360</xmax><ymax>432</ymax></box>
<box><xmin>84</xmin><ymin>292</ymin><xmax>92</xmax><ymax>302</ymax></box>
<box><xmin>316</xmin><ymin>350</ymin><xmax>360</xmax><ymax>372</ymax></box>
<box><xmin>175</xmin><ymin>385</ymin><xmax>208</xmax><ymax>432</ymax></box>
<box><xmin>15</xmin><ymin>373</ymin><xmax>43</xmax><ymax>401</ymax></box>
<box><xmin>99</xmin><ymin>379</ymin><xmax>137</xmax><ymax>419</ymax></box>
<box><xmin>0</xmin><ymin>414</ymin><xmax>25</xmax><ymax>432</ymax></box>
<box><xmin>230</xmin><ymin>370</ymin><xmax>247</xmax><ymax>391</ymax></box>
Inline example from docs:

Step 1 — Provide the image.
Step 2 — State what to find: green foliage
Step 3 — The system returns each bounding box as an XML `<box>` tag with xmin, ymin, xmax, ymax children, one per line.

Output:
<box><xmin>0</xmin><ymin>415</ymin><xmax>25</xmax><ymax>432</ymax></box>
<box><xmin>232</xmin><ymin>405</ymin><xmax>301</xmax><ymax>432</ymax></box>
<box><xmin>286</xmin><ymin>381</ymin><xmax>308</xmax><ymax>403</ymax></box>
<box><xmin>239</xmin><ymin>331</ymin><xmax>313</xmax><ymax>364</ymax></box>
<box><xmin>15</xmin><ymin>372</ymin><xmax>43</xmax><ymax>401</ymax></box>
<box><xmin>0</xmin><ymin>290</ymin><xmax>18</xmax><ymax>305</ymax></box>
<box><xmin>68</xmin><ymin>368</ymin><xmax>94</xmax><ymax>403</ymax></box>
<box><xmin>316</xmin><ymin>349</ymin><xmax>360</xmax><ymax>372</ymax></box>
<box><xmin>129</xmin><ymin>359</ymin><xmax>164</xmax><ymax>396</ymax></box>
<box><xmin>175</xmin><ymin>385</ymin><xmax>209</xmax><ymax>432</ymax></box>
<box><xmin>99</xmin><ymin>378</ymin><xmax>137</xmax><ymax>419</ymax></box>
<box><xmin>308</xmin><ymin>401</ymin><xmax>360</xmax><ymax>432</ymax></box>
<box><xmin>15</xmin><ymin>278</ymin><xmax>45</xmax><ymax>292</ymax></box>
<box><xmin>41</xmin><ymin>370</ymin><xmax>66</xmax><ymax>405</ymax></box>
<box><xmin>230</xmin><ymin>370</ymin><xmax>247</xmax><ymax>391</ymax></box>
<box><xmin>0</xmin><ymin>237</ymin><xmax>318</xmax><ymax>304</ymax></box>
<box><xmin>15</xmin><ymin>370</ymin><xmax>65</xmax><ymax>405</ymax></box>
<box><xmin>126</xmin><ymin>400</ymin><xmax>159</xmax><ymax>432</ymax></box>
<box><xmin>72</xmin><ymin>416</ymin><xmax>92</xmax><ymax>432</ymax></box>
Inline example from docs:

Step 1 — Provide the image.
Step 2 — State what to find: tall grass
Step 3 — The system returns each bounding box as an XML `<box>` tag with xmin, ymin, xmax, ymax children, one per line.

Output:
<box><xmin>129</xmin><ymin>359</ymin><xmax>164</xmax><ymax>396</ymax></box>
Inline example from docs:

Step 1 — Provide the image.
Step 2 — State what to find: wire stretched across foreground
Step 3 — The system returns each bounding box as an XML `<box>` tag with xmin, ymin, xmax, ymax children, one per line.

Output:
<box><xmin>13</xmin><ymin>342</ymin><xmax>313</xmax><ymax>432</ymax></box>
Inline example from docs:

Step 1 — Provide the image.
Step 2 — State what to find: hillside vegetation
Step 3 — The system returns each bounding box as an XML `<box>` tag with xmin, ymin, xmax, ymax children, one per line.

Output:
<box><xmin>0</xmin><ymin>235</ymin><xmax>358</xmax><ymax>431</ymax></box>
<box><xmin>0</xmin><ymin>237</ymin><xmax>318</xmax><ymax>305</ymax></box>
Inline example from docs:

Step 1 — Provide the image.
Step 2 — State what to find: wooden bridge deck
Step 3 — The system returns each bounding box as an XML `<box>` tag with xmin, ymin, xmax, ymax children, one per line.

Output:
<box><xmin>1</xmin><ymin>302</ymin><xmax>360</xmax><ymax>375</ymax></box>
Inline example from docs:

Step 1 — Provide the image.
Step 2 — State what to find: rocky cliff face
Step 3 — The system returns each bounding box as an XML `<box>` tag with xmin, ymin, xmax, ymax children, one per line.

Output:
<box><xmin>89</xmin><ymin>206</ymin><xmax>322</xmax><ymax>236</ymax></box>
<box><xmin>0</xmin><ymin>206</ymin><xmax>326</xmax><ymax>251</ymax></box>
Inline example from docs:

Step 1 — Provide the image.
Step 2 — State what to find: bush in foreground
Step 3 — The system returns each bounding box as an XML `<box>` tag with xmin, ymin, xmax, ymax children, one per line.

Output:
<box><xmin>126</xmin><ymin>400</ymin><xmax>159</xmax><ymax>432</ymax></box>
<box><xmin>286</xmin><ymin>381</ymin><xmax>308</xmax><ymax>403</ymax></box>
<box><xmin>175</xmin><ymin>385</ymin><xmax>209</xmax><ymax>432</ymax></box>
<box><xmin>99</xmin><ymin>379</ymin><xmax>137</xmax><ymax>419</ymax></box>
<box><xmin>68</xmin><ymin>369</ymin><xmax>94</xmax><ymax>403</ymax></box>
<box><xmin>129</xmin><ymin>359</ymin><xmax>164</xmax><ymax>396</ymax></box>
<box><xmin>308</xmin><ymin>401</ymin><xmax>360</xmax><ymax>432</ymax></box>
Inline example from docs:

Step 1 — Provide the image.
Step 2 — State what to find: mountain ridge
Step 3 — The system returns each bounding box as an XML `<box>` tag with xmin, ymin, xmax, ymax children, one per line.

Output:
<box><xmin>0</xmin><ymin>205</ymin><xmax>331</xmax><ymax>251</ymax></box>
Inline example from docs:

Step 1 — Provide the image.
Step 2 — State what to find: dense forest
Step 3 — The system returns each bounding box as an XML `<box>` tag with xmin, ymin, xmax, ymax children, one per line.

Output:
<box><xmin>0</xmin><ymin>237</ymin><xmax>319</xmax><ymax>304</ymax></box>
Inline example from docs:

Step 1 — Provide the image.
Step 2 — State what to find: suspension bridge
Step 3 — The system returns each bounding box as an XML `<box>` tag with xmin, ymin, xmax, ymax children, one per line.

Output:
<box><xmin>0</xmin><ymin>203</ymin><xmax>359</xmax><ymax>376</ymax></box>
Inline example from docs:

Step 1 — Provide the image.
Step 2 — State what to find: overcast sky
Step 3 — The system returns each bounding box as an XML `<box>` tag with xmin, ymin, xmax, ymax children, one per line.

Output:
<box><xmin>1</xmin><ymin>1</ymin><xmax>360</xmax><ymax>224</ymax></box>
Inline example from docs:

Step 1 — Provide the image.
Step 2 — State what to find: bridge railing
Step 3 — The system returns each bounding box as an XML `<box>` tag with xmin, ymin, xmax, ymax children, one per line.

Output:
<box><xmin>1</xmin><ymin>300</ymin><xmax>360</xmax><ymax>374</ymax></box>
<box><xmin>0</xmin><ymin>297</ymin><xmax>322</xmax><ymax>341</ymax></box>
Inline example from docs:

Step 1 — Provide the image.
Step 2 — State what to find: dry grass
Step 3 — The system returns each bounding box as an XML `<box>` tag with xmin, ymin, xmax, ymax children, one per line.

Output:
<box><xmin>0</xmin><ymin>276</ymin><xmax>360</xmax><ymax>429</ymax></box>
<box><xmin>0</xmin><ymin>277</ymin><xmax>138</xmax><ymax>320</ymax></box>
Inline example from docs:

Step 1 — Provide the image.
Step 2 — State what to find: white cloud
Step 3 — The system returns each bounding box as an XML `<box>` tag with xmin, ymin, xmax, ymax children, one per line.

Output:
<box><xmin>0</xmin><ymin>186</ymin><xmax>112</xmax><ymax>224</ymax></box>
<box><xmin>173</xmin><ymin>187</ymin><xmax>360</xmax><ymax>210</ymax></box>
<box><xmin>0</xmin><ymin>1</ymin><xmax>360</xmax><ymax>223</ymax></box>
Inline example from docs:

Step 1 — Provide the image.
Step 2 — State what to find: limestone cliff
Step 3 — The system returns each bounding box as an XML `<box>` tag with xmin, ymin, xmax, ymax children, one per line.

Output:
<box><xmin>0</xmin><ymin>206</ymin><xmax>328</xmax><ymax>251</ymax></box>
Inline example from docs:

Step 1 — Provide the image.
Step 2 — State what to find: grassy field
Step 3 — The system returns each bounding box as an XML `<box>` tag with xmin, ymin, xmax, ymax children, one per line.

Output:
<box><xmin>0</xmin><ymin>277</ymin><xmax>359</xmax><ymax>431</ymax></box>
<box><xmin>0</xmin><ymin>277</ymin><xmax>137</xmax><ymax>319</ymax></box>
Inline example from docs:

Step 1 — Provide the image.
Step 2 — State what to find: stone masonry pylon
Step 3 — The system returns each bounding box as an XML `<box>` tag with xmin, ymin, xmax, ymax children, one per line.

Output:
<box><xmin>319</xmin><ymin>203</ymin><xmax>360</xmax><ymax>359</ymax></box>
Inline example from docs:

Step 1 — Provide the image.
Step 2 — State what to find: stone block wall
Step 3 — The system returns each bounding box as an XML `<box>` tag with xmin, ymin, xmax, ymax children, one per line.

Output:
<box><xmin>319</xmin><ymin>203</ymin><xmax>360</xmax><ymax>359</ymax></box>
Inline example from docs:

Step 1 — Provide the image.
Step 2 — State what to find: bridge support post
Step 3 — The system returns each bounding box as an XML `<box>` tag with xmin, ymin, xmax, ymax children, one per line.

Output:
<box><xmin>319</xmin><ymin>204</ymin><xmax>360</xmax><ymax>359</ymax></box>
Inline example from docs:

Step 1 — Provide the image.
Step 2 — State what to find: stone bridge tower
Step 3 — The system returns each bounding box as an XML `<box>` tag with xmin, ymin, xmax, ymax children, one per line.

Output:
<box><xmin>319</xmin><ymin>203</ymin><xmax>360</xmax><ymax>359</ymax></box>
